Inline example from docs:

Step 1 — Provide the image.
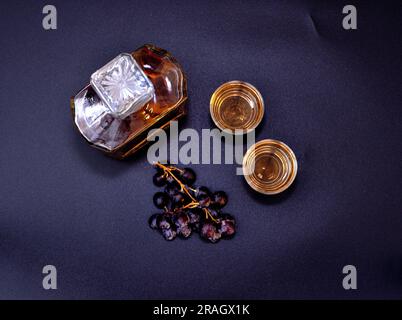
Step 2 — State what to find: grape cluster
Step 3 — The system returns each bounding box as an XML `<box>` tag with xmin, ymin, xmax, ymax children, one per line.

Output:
<box><xmin>148</xmin><ymin>163</ymin><xmax>236</xmax><ymax>243</ymax></box>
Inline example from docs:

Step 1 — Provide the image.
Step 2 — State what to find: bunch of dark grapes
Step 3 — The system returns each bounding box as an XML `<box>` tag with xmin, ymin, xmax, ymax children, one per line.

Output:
<box><xmin>148</xmin><ymin>162</ymin><xmax>236</xmax><ymax>243</ymax></box>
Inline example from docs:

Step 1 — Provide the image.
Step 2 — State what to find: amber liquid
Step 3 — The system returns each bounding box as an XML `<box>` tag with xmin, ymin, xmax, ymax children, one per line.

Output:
<box><xmin>254</xmin><ymin>154</ymin><xmax>282</xmax><ymax>182</ymax></box>
<box><xmin>243</xmin><ymin>139</ymin><xmax>297</xmax><ymax>195</ymax></box>
<box><xmin>220</xmin><ymin>96</ymin><xmax>253</xmax><ymax>127</ymax></box>
<box><xmin>210</xmin><ymin>81</ymin><xmax>264</xmax><ymax>132</ymax></box>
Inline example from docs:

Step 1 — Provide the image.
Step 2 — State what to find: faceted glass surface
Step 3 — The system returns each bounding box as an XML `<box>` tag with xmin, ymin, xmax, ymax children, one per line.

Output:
<box><xmin>72</xmin><ymin>45</ymin><xmax>187</xmax><ymax>155</ymax></box>
<box><xmin>90</xmin><ymin>53</ymin><xmax>155</xmax><ymax>119</ymax></box>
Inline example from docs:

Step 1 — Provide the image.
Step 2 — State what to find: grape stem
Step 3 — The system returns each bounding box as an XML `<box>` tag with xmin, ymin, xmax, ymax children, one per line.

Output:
<box><xmin>154</xmin><ymin>162</ymin><xmax>196</xmax><ymax>201</ymax></box>
<box><xmin>203</xmin><ymin>208</ymin><xmax>218</xmax><ymax>223</ymax></box>
<box><xmin>154</xmin><ymin>162</ymin><xmax>218</xmax><ymax>223</ymax></box>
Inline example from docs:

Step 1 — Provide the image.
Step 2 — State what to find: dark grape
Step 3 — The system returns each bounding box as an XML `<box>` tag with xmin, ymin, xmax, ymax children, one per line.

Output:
<box><xmin>195</xmin><ymin>186</ymin><xmax>211</xmax><ymax>198</ymax></box>
<box><xmin>179</xmin><ymin>225</ymin><xmax>192</xmax><ymax>238</ymax></box>
<box><xmin>173</xmin><ymin>212</ymin><xmax>192</xmax><ymax>239</ymax></box>
<box><xmin>211</xmin><ymin>191</ymin><xmax>228</xmax><ymax>209</ymax></box>
<box><xmin>198</xmin><ymin>194</ymin><xmax>211</xmax><ymax>208</ymax></box>
<box><xmin>159</xmin><ymin>215</ymin><xmax>173</xmax><ymax>230</ymax></box>
<box><xmin>218</xmin><ymin>214</ymin><xmax>236</xmax><ymax>238</ymax></box>
<box><xmin>166</xmin><ymin>174</ymin><xmax>178</xmax><ymax>186</ymax></box>
<box><xmin>171</xmin><ymin>192</ymin><xmax>186</xmax><ymax>207</ymax></box>
<box><xmin>200</xmin><ymin>222</ymin><xmax>221</xmax><ymax>243</ymax></box>
<box><xmin>195</xmin><ymin>186</ymin><xmax>211</xmax><ymax>207</ymax></box>
<box><xmin>153</xmin><ymin>192</ymin><xmax>170</xmax><ymax>209</ymax></box>
<box><xmin>165</xmin><ymin>184</ymin><xmax>179</xmax><ymax>197</ymax></box>
<box><xmin>153</xmin><ymin>172</ymin><xmax>167</xmax><ymax>187</ymax></box>
<box><xmin>187</xmin><ymin>209</ymin><xmax>201</xmax><ymax>230</ymax></box>
<box><xmin>162</xmin><ymin>228</ymin><xmax>177</xmax><ymax>241</ymax></box>
<box><xmin>174</xmin><ymin>211</ymin><xmax>190</xmax><ymax>225</ymax></box>
<box><xmin>181</xmin><ymin>168</ymin><xmax>196</xmax><ymax>185</ymax></box>
<box><xmin>148</xmin><ymin>213</ymin><xmax>162</xmax><ymax>230</ymax></box>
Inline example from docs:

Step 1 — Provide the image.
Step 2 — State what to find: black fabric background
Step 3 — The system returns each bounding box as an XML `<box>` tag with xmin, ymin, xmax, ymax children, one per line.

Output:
<box><xmin>0</xmin><ymin>0</ymin><xmax>401</xmax><ymax>299</ymax></box>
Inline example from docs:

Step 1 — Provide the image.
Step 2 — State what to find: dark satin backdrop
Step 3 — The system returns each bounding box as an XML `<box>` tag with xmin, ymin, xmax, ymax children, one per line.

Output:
<box><xmin>0</xmin><ymin>0</ymin><xmax>401</xmax><ymax>299</ymax></box>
